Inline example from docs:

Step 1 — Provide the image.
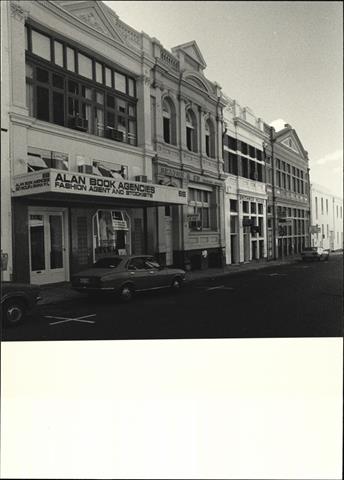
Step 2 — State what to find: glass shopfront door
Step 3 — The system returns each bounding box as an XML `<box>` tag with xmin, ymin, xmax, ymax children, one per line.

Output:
<box><xmin>29</xmin><ymin>208</ymin><xmax>68</xmax><ymax>284</ymax></box>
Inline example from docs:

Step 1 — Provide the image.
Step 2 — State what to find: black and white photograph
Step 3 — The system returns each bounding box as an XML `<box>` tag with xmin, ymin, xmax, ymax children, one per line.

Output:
<box><xmin>1</xmin><ymin>0</ymin><xmax>343</xmax><ymax>478</ymax></box>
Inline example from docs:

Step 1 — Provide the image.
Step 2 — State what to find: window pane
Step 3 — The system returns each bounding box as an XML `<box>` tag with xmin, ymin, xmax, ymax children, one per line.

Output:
<box><xmin>53</xmin><ymin>91</ymin><xmax>64</xmax><ymax>125</ymax></box>
<box><xmin>50</xmin><ymin>215</ymin><xmax>63</xmax><ymax>269</ymax></box>
<box><xmin>78</xmin><ymin>53</ymin><xmax>93</xmax><ymax>79</ymax></box>
<box><xmin>107</xmin><ymin>94</ymin><xmax>115</xmax><ymax>109</ymax></box>
<box><xmin>117</xmin><ymin>99</ymin><xmax>127</xmax><ymax>114</ymax></box>
<box><xmin>81</xmin><ymin>85</ymin><xmax>92</xmax><ymax>100</ymax></box>
<box><xmin>128</xmin><ymin>104</ymin><xmax>135</xmax><ymax>116</ymax></box>
<box><xmin>163</xmin><ymin>117</ymin><xmax>170</xmax><ymax>143</ymax></box>
<box><xmin>128</xmin><ymin>120</ymin><xmax>136</xmax><ymax>145</ymax></box>
<box><xmin>36</xmin><ymin>67</ymin><xmax>49</xmax><ymax>83</ymax></box>
<box><xmin>128</xmin><ymin>78</ymin><xmax>135</xmax><ymax>97</ymax></box>
<box><xmin>26</xmin><ymin>82</ymin><xmax>33</xmax><ymax>115</ymax></box>
<box><xmin>95</xmin><ymin>108</ymin><xmax>104</xmax><ymax>136</ymax></box>
<box><xmin>66</xmin><ymin>47</ymin><xmax>75</xmax><ymax>71</ymax></box>
<box><xmin>26</xmin><ymin>63</ymin><xmax>33</xmax><ymax>79</ymax></box>
<box><xmin>30</xmin><ymin>215</ymin><xmax>45</xmax><ymax>271</ymax></box>
<box><xmin>68</xmin><ymin>80</ymin><xmax>79</xmax><ymax>95</ymax></box>
<box><xmin>54</xmin><ymin>41</ymin><xmax>63</xmax><ymax>67</ymax></box>
<box><xmin>105</xmin><ymin>67</ymin><xmax>112</xmax><ymax>87</ymax></box>
<box><xmin>32</xmin><ymin>30</ymin><xmax>51</xmax><ymax>61</ymax></box>
<box><xmin>114</xmin><ymin>71</ymin><xmax>126</xmax><ymax>93</ymax></box>
<box><xmin>52</xmin><ymin>73</ymin><xmax>64</xmax><ymax>89</ymax></box>
<box><xmin>36</xmin><ymin>86</ymin><xmax>50</xmax><ymax>121</ymax></box>
<box><xmin>25</xmin><ymin>26</ymin><xmax>29</xmax><ymax>50</ymax></box>
<box><xmin>96</xmin><ymin>92</ymin><xmax>104</xmax><ymax>104</ymax></box>
<box><xmin>95</xmin><ymin>62</ymin><xmax>103</xmax><ymax>83</ymax></box>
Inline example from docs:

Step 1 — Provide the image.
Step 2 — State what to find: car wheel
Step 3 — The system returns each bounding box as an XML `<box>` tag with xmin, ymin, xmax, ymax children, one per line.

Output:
<box><xmin>2</xmin><ymin>299</ymin><xmax>26</xmax><ymax>326</ymax></box>
<box><xmin>171</xmin><ymin>277</ymin><xmax>182</xmax><ymax>291</ymax></box>
<box><xmin>119</xmin><ymin>284</ymin><xmax>134</xmax><ymax>303</ymax></box>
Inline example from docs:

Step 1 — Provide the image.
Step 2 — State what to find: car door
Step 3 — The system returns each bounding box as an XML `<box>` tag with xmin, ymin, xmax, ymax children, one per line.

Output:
<box><xmin>144</xmin><ymin>257</ymin><xmax>169</xmax><ymax>288</ymax></box>
<box><xmin>127</xmin><ymin>257</ymin><xmax>152</xmax><ymax>291</ymax></box>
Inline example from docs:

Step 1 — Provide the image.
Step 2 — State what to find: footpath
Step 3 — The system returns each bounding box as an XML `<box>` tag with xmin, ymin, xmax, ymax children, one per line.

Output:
<box><xmin>39</xmin><ymin>256</ymin><xmax>301</xmax><ymax>306</ymax></box>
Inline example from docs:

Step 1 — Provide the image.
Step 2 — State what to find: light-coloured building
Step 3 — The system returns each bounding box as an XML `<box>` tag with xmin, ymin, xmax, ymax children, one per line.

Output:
<box><xmin>310</xmin><ymin>183</ymin><xmax>343</xmax><ymax>251</ymax></box>
<box><xmin>1</xmin><ymin>0</ymin><xmax>227</xmax><ymax>284</ymax></box>
<box><xmin>223</xmin><ymin>99</ymin><xmax>268</xmax><ymax>264</ymax></box>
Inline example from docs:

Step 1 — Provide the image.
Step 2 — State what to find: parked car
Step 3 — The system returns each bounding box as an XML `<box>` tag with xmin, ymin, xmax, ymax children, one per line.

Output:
<box><xmin>71</xmin><ymin>255</ymin><xmax>186</xmax><ymax>302</ymax></box>
<box><xmin>301</xmin><ymin>247</ymin><xmax>330</xmax><ymax>262</ymax></box>
<box><xmin>1</xmin><ymin>282</ymin><xmax>41</xmax><ymax>326</ymax></box>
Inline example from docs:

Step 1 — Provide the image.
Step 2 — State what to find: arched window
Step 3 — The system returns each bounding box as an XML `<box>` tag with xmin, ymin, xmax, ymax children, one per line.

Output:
<box><xmin>162</xmin><ymin>97</ymin><xmax>176</xmax><ymax>145</ymax></box>
<box><xmin>205</xmin><ymin>118</ymin><xmax>215</xmax><ymax>158</ymax></box>
<box><xmin>185</xmin><ymin>108</ymin><xmax>198</xmax><ymax>152</ymax></box>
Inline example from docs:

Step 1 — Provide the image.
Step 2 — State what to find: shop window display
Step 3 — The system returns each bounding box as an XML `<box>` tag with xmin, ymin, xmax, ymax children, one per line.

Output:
<box><xmin>93</xmin><ymin>210</ymin><xmax>130</xmax><ymax>261</ymax></box>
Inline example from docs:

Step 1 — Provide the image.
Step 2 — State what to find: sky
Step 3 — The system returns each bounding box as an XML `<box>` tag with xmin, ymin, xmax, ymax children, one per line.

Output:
<box><xmin>104</xmin><ymin>1</ymin><xmax>343</xmax><ymax>197</ymax></box>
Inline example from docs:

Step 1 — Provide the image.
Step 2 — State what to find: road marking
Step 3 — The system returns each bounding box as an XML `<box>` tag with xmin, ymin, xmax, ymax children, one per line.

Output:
<box><xmin>45</xmin><ymin>314</ymin><xmax>96</xmax><ymax>326</ymax></box>
<box><xmin>267</xmin><ymin>273</ymin><xmax>287</xmax><ymax>277</ymax></box>
<box><xmin>207</xmin><ymin>285</ymin><xmax>234</xmax><ymax>291</ymax></box>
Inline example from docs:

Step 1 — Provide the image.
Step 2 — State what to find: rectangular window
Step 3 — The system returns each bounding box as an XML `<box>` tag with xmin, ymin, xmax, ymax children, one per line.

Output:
<box><xmin>326</xmin><ymin>199</ymin><xmax>328</xmax><ymax>213</ymax></box>
<box><xmin>78</xmin><ymin>53</ymin><xmax>93</xmax><ymax>79</ymax></box>
<box><xmin>258</xmin><ymin>203</ymin><xmax>263</xmax><ymax>214</ymax></box>
<box><xmin>95</xmin><ymin>62</ymin><xmax>103</xmax><ymax>84</ymax></box>
<box><xmin>188</xmin><ymin>187</ymin><xmax>212</xmax><ymax>231</ymax></box>
<box><xmin>32</xmin><ymin>30</ymin><xmax>51</xmax><ymax>61</ymax></box>
<box><xmin>229</xmin><ymin>153</ymin><xmax>238</xmax><ymax>175</ymax></box>
<box><xmin>105</xmin><ymin>67</ymin><xmax>112</xmax><ymax>87</ymax></box>
<box><xmin>250</xmin><ymin>202</ymin><xmax>256</xmax><ymax>214</ymax></box>
<box><xmin>249</xmin><ymin>145</ymin><xmax>255</xmax><ymax>158</ymax></box>
<box><xmin>66</xmin><ymin>47</ymin><xmax>75</xmax><ymax>71</ymax></box>
<box><xmin>321</xmin><ymin>198</ymin><xmax>324</xmax><ymax>215</ymax></box>
<box><xmin>228</xmin><ymin>136</ymin><xmax>237</xmax><ymax>151</ymax></box>
<box><xmin>241</xmin><ymin>157</ymin><xmax>248</xmax><ymax>178</ymax></box>
<box><xmin>128</xmin><ymin>78</ymin><xmax>135</xmax><ymax>97</ymax></box>
<box><xmin>52</xmin><ymin>91</ymin><xmax>64</xmax><ymax>125</ymax></box>
<box><xmin>36</xmin><ymin>86</ymin><xmax>50</xmax><ymax>121</ymax></box>
<box><xmin>243</xmin><ymin>201</ymin><xmax>249</xmax><ymax>213</ymax></box>
<box><xmin>240</xmin><ymin>141</ymin><xmax>248</xmax><ymax>155</ymax></box>
<box><xmin>230</xmin><ymin>199</ymin><xmax>237</xmax><ymax>212</ymax></box>
<box><xmin>163</xmin><ymin>117</ymin><xmax>170</xmax><ymax>143</ymax></box>
<box><xmin>256</xmin><ymin>149</ymin><xmax>262</xmax><ymax>161</ymax></box>
<box><xmin>54</xmin><ymin>41</ymin><xmax>64</xmax><ymax>67</ymax></box>
<box><xmin>114</xmin><ymin>71</ymin><xmax>126</xmax><ymax>93</ymax></box>
<box><xmin>336</xmin><ymin>205</ymin><xmax>339</xmax><ymax>217</ymax></box>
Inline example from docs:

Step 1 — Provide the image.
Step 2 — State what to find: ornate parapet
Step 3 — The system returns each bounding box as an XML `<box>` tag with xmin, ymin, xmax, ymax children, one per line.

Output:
<box><xmin>10</xmin><ymin>1</ymin><xmax>29</xmax><ymax>22</ymax></box>
<box><xmin>160</xmin><ymin>47</ymin><xmax>179</xmax><ymax>72</ymax></box>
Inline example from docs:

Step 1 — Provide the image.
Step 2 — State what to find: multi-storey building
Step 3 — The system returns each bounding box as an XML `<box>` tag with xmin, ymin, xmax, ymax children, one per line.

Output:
<box><xmin>310</xmin><ymin>183</ymin><xmax>343</xmax><ymax>251</ymax></box>
<box><xmin>223</xmin><ymin>99</ymin><xmax>268</xmax><ymax>264</ymax></box>
<box><xmin>1</xmin><ymin>0</ymin><xmax>226</xmax><ymax>284</ymax></box>
<box><xmin>264</xmin><ymin>124</ymin><xmax>311</xmax><ymax>259</ymax></box>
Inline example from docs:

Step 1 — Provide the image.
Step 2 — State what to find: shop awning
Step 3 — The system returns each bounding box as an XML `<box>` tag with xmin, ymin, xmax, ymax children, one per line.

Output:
<box><xmin>12</xmin><ymin>169</ymin><xmax>188</xmax><ymax>206</ymax></box>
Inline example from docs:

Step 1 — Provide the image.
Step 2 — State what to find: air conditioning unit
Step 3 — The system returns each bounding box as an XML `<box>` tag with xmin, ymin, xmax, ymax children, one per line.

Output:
<box><xmin>78</xmin><ymin>164</ymin><xmax>93</xmax><ymax>174</ymax></box>
<box><xmin>69</xmin><ymin>116</ymin><xmax>88</xmax><ymax>132</ymax></box>
<box><xmin>135</xmin><ymin>175</ymin><xmax>148</xmax><ymax>183</ymax></box>
<box><xmin>105</xmin><ymin>128</ymin><xmax>124</xmax><ymax>142</ymax></box>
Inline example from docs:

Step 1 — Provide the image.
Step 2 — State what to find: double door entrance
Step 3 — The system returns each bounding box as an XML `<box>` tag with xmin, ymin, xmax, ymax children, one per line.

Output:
<box><xmin>29</xmin><ymin>208</ymin><xmax>69</xmax><ymax>284</ymax></box>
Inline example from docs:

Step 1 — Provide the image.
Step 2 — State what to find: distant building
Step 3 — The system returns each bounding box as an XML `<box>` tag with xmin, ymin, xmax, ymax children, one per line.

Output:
<box><xmin>310</xmin><ymin>183</ymin><xmax>343</xmax><ymax>251</ymax></box>
<box><xmin>223</xmin><ymin>99</ymin><xmax>268</xmax><ymax>264</ymax></box>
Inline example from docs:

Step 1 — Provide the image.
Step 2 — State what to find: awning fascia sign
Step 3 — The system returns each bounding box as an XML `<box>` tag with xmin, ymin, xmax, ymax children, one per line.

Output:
<box><xmin>12</xmin><ymin>169</ymin><xmax>188</xmax><ymax>205</ymax></box>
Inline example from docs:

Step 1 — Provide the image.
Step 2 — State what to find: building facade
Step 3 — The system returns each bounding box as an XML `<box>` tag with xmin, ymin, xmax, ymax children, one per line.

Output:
<box><xmin>310</xmin><ymin>183</ymin><xmax>343</xmax><ymax>251</ymax></box>
<box><xmin>222</xmin><ymin>99</ymin><xmax>268</xmax><ymax>264</ymax></box>
<box><xmin>264</xmin><ymin>124</ymin><xmax>311</xmax><ymax>259</ymax></box>
<box><xmin>2</xmin><ymin>0</ymin><xmax>226</xmax><ymax>284</ymax></box>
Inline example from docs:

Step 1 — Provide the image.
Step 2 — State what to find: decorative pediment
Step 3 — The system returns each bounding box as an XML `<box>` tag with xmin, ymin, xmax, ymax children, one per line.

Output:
<box><xmin>275</xmin><ymin>127</ymin><xmax>308</xmax><ymax>159</ymax></box>
<box><xmin>54</xmin><ymin>0</ymin><xmax>125</xmax><ymax>44</ymax></box>
<box><xmin>281</xmin><ymin>136</ymin><xmax>300</xmax><ymax>154</ymax></box>
<box><xmin>172</xmin><ymin>41</ymin><xmax>207</xmax><ymax>71</ymax></box>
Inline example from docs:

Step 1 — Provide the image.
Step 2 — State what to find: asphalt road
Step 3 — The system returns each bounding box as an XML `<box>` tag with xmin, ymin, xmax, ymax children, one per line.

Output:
<box><xmin>3</xmin><ymin>255</ymin><xmax>343</xmax><ymax>341</ymax></box>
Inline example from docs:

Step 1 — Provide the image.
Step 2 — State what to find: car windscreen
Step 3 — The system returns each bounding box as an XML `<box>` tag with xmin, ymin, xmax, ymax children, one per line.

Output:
<box><xmin>93</xmin><ymin>257</ymin><xmax>122</xmax><ymax>268</ymax></box>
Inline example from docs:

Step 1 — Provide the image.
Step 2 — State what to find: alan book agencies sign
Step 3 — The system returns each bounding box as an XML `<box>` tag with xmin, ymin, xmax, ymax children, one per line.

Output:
<box><xmin>12</xmin><ymin>169</ymin><xmax>188</xmax><ymax>205</ymax></box>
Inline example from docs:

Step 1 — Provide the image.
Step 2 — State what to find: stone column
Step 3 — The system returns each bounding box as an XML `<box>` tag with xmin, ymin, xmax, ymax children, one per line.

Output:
<box><xmin>9</xmin><ymin>1</ymin><xmax>28</xmax><ymax>115</ymax></box>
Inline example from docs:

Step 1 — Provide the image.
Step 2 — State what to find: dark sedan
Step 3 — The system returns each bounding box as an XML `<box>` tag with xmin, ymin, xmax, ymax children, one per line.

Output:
<box><xmin>71</xmin><ymin>255</ymin><xmax>186</xmax><ymax>302</ymax></box>
<box><xmin>1</xmin><ymin>282</ymin><xmax>41</xmax><ymax>326</ymax></box>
